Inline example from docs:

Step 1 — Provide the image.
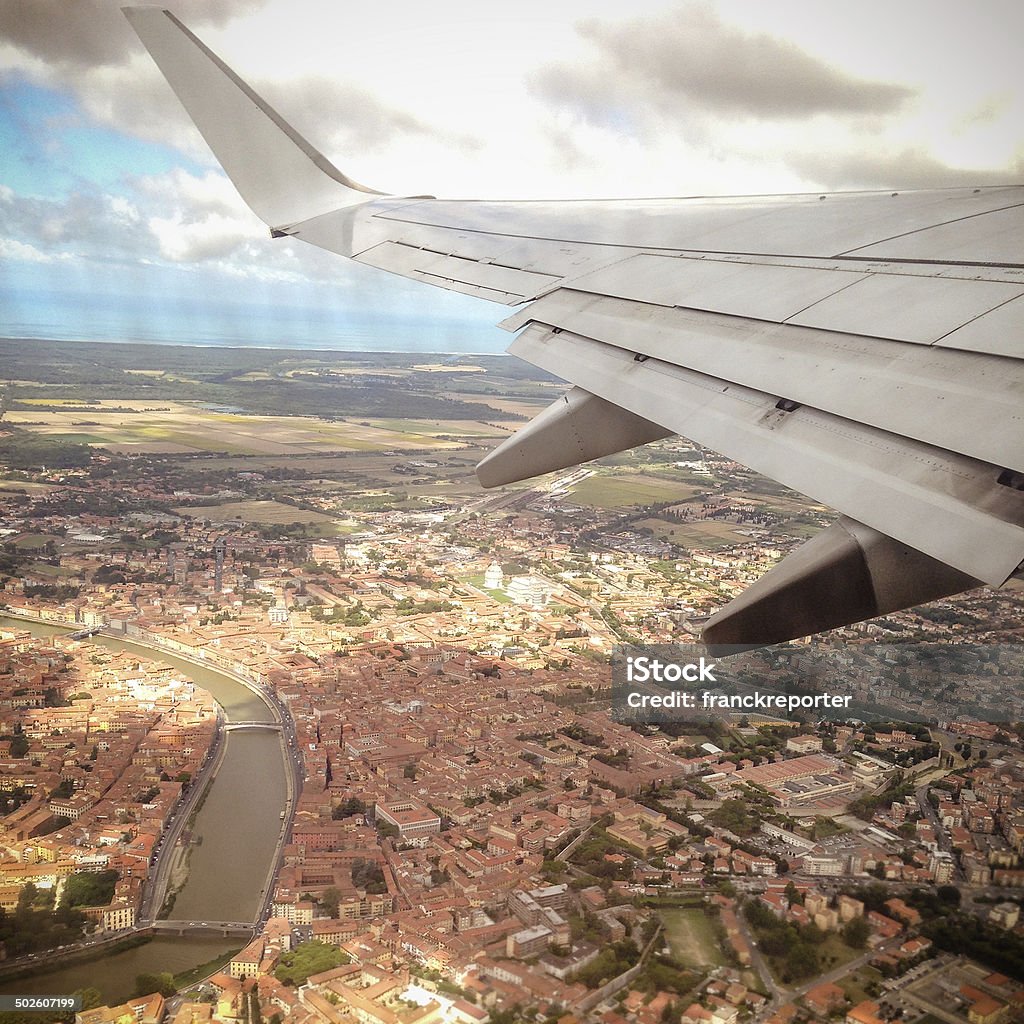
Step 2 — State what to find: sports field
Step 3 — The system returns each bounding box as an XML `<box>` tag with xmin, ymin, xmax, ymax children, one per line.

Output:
<box><xmin>659</xmin><ymin>907</ymin><xmax>725</xmax><ymax>968</ymax></box>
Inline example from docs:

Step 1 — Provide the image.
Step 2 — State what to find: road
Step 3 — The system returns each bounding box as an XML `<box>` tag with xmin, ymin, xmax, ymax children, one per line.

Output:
<box><xmin>734</xmin><ymin>907</ymin><xmax>786</xmax><ymax>1007</ymax></box>
<box><xmin>139</xmin><ymin>711</ymin><xmax>228</xmax><ymax>923</ymax></box>
<box><xmin>251</xmin><ymin>692</ymin><xmax>303</xmax><ymax>929</ymax></box>
<box><xmin>747</xmin><ymin>916</ymin><xmax>897</xmax><ymax>1023</ymax></box>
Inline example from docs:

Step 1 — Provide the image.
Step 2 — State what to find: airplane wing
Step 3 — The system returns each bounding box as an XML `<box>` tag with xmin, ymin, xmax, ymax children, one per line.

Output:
<box><xmin>126</xmin><ymin>8</ymin><xmax>1024</xmax><ymax>652</ymax></box>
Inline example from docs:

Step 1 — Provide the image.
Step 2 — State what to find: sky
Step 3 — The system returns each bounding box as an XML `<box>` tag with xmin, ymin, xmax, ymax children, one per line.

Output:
<box><xmin>0</xmin><ymin>0</ymin><xmax>1021</xmax><ymax>353</ymax></box>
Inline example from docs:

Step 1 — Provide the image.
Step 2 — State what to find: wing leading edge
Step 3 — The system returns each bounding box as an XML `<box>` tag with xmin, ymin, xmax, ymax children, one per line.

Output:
<box><xmin>126</xmin><ymin>8</ymin><xmax>1024</xmax><ymax>650</ymax></box>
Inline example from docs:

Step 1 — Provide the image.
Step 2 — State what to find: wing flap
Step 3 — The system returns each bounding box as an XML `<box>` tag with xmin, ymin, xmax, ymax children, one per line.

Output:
<box><xmin>846</xmin><ymin>204</ymin><xmax>1024</xmax><ymax>264</ymax></box>
<box><xmin>788</xmin><ymin>273</ymin><xmax>1024</xmax><ymax>345</ymax></box>
<box><xmin>359</xmin><ymin>189</ymin><xmax>1024</xmax><ymax>260</ymax></box>
<box><xmin>937</xmin><ymin>294</ymin><xmax>1024</xmax><ymax>359</ymax></box>
<box><xmin>290</xmin><ymin>203</ymin><xmax>642</xmax><ymax>300</ymax></box>
<box><xmin>500</xmin><ymin>289</ymin><xmax>1024</xmax><ymax>472</ymax></box>
<box><xmin>550</xmin><ymin>253</ymin><xmax>868</xmax><ymax>321</ymax></box>
<box><xmin>509</xmin><ymin>322</ymin><xmax>1024</xmax><ymax>586</ymax></box>
<box><xmin>519</xmin><ymin>252</ymin><xmax>1024</xmax><ymax>348</ymax></box>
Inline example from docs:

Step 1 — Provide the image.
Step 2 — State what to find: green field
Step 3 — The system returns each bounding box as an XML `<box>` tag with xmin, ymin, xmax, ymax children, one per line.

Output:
<box><xmin>569</xmin><ymin>474</ymin><xmax>687</xmax><ymax>509</ymax></box>
<box><xmin>465</xmin><ymin>574</ymin><xmax>513</xmax><ymax>603</ymax></box>
<box><xmin>6</xmin><ymin>403</ymin><xmax>474</xmax><ymax>456</ymax></box>
<box><xmin>173</xmin><ymin>500</ymin><xmax>337</xmax><ymax>526</ymax></box>
<box><xmin>837</xmin><ymin>965</ymin><xmax>883</xmax><ymax>1004</ymax></box>
<box><xmin>43</xmin><ymin>432</ymin><xmax>111</xmax><ymax>444</ymax></box>
<box><xmin>635</xmin><ymin>518</ymin><xmax>748</xmax><ymax>549</ymax></box>
<box><xmin>11</xmin><ymin>533</ymin><xmax>60</xmax><ymax>550</ymax></box>
<box><xmin>660</xmin><ymin>907</ymin><xmax>725</xmax><ymax>968</ymax></box>
<box><xmin>365</xmin><ymin>418</ymin><xmax>504</xmax><ymax>438</ymax></box>
<box><xmin>21</xmin><ymin>561</ymin><xmax>76</xmax><ymax>578</ymax></box>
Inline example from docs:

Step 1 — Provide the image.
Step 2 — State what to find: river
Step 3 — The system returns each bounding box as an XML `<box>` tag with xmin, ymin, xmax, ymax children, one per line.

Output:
<box><xmin>0</xmin><ymin>616</ymin><xmax>290</xmax><ymax>1004</ymax></box>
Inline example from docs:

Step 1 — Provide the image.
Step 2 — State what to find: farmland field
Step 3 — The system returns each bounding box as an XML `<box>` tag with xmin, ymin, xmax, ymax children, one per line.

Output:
<box><xmin>173</xmin><ymin>500</ymin><xmax>338</xmax><ymax>526</ymax></box>
<box><xmin>634</xmin><ymin>518</ymin><xmax>752</xmax><ymax>549</ymax></box>
<box><xmin>4</xmin><ymin>402</ymin><xmax>489</xmax><ymax>455</ymax></box>
<box><xmin>569</xmin><ymin>474</ymin><xmax>687</xmax><ymax>508</ymax></box>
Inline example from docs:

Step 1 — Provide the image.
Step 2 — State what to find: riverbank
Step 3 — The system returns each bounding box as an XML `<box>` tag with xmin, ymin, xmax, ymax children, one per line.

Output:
<box><xmin>0</xmin><ymin>609</ymin><xmax>283</xmax><ymax>723</ymax></box>
<box><xmin>0</xmin><ymin>611</ymin><xmax>293</xmax><ymax>1000</ymax></box>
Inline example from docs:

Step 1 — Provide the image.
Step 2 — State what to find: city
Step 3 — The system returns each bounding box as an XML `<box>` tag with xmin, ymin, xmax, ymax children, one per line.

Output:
<box><xmin>1</xmin><ymin>342</ymin><xmax>1023</xmax><ymax>1024</ymax></box>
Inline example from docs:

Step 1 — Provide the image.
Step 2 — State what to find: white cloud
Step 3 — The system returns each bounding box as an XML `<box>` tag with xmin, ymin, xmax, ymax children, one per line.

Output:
<box><xmin>0</xmin><ymin>237</ymin><xmax>69</xmax><ymax>263</ymax></box>
<box><xmin>1</xmin><ymin>0</ymin><xmax>1021</xmax><ymax>350</ymax></box>
<box><xmin>148</xmin><ymin>212</ymin><xmax>255</xmax><ymax>263</ymax></box>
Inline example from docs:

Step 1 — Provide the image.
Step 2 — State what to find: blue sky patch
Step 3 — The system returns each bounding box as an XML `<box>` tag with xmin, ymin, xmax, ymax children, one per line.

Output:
<box><xmin>0</xmin><ymin>74</ymin><xmax>204</xmax><ymax>198</ymax></box>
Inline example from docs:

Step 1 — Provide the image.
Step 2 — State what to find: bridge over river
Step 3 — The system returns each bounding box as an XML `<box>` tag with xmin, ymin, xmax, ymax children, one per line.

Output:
<box><xmin>222</xmin><ymin>721</ymin><xmax>282</xmax><ymax>733</ymax></box>
<box><xmin>147</xmin><ymin>920</ymin><xmax>255</xmax><ymax>938</ymax></box>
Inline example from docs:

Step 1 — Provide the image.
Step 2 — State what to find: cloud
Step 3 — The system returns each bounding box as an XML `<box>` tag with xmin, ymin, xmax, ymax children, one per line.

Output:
<box><xmin>0</xmin><ymin>0</ymin><xmax>269</xmax><ymax>70</ymax></box>
<box><xmin>134</xmin><ymin>168</ymin><xmax>264</xmax><ymax>262</ymax></box>
<box><xmin>0</xmin><ymin>165</ymin><xmax>266</xmax><ymax>268</ymax></box>
<box><xmin>532</xmin><ymin>4</ymin><xmax>914</xmax><ymax>130</ymax></box>
<box><xmin>952</xmin><ymin>93</ymin><xmax>1013</xmax><ymax>134</ymax></box>
<box><xmin>71</xmin><ymin>59</ymin><xmax>216</xmax><ymax>160</ymax></box>
<box><xmin>0</xmin><ymin>164</ymin><xmax>363</xmax><ymax>283</ymax></box>
<box><xmin>0</xmin><ymin>237</ymin><xmax>67</xmax><ymax>263</ymax></box>
<box><xmin>0</xmin><ymin>13</ymin><xmax>483</xmax><ymax>175</ymax></box>
<box><xmin>0</xmin><ymin>186</ymin><xmax>148</xmax><ymax>256</ymax></box>
<box><xmin>254</xmin><ymin>75</ymin><xmax>483</xmax><ymax>159</ymax></box>
<box><xmin>787</xmin><ymin>148</ymin><xmax>1024</xmax><ymax>190</ymax></box>
<box><xmin>148</xmin><ymin>212</ymin><xmax>256</xmax><ymax>263</ymax></box>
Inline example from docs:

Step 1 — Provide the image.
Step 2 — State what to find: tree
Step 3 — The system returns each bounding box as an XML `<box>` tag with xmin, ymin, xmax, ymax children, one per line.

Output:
<box><xmin>275</xmin><ymin>941</ymin><xmax>344</xmax><ymax>986</ymax></box>
<box><xmin>332</xmin><ymin>796</ymin><xmax>365</xmax><ymax>819</ymax></box>
<box><xmin>351</xmin><ymin>858</ymin><xmax>387</xmax><ymax>894</ymax></box>
<box><xmin>17</xmin><ymin>883</ymin><xmax>39</xmax><ymax>912</ymax></box>
<box><xmin>61</xmin><ymin>869</ymin><xmax>118</xmax><ymax>909</ymax></box>
<box><xmin>321</xmin><ymin>886</ymin><xmax>342</xmax><ymax>917</ymax></box>
<box><xmin>134</xmin><ymin>972</ymin><xmax>177</xmax><ymax>997</ymax></box>
<box><xmin>842</xmin><ymin>917</ymin><xmax>870</xmax><ymax>949</ymax></box>
<box><xmin>783</xmin><ymin>942</ymin><xmax>819</xmax><ymax>981</ymax></box>
<box><xmin>75</xmin><ymin>988</ymin><xmax>103</xmax><ymax>1011</ymax></box>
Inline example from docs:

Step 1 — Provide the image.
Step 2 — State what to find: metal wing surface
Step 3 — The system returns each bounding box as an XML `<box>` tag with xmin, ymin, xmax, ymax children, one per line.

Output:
<box><xmin>126</xmin><ymin>8</ymin><xmax>1024</xmax><ymax>650</ymax></box>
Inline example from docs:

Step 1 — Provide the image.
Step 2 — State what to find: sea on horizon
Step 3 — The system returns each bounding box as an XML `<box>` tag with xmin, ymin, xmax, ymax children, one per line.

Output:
<box><xmin>0</xmin><ymin>284</ymin><xmax>504</xmax><ymax>355</ymax></box>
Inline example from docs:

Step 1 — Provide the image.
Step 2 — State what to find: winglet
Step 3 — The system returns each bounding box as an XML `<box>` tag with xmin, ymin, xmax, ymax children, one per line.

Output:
<box><xmin>123</xmin><ymin>7</ymin><xmax>385</xmax><ymax>228</ymax></box>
